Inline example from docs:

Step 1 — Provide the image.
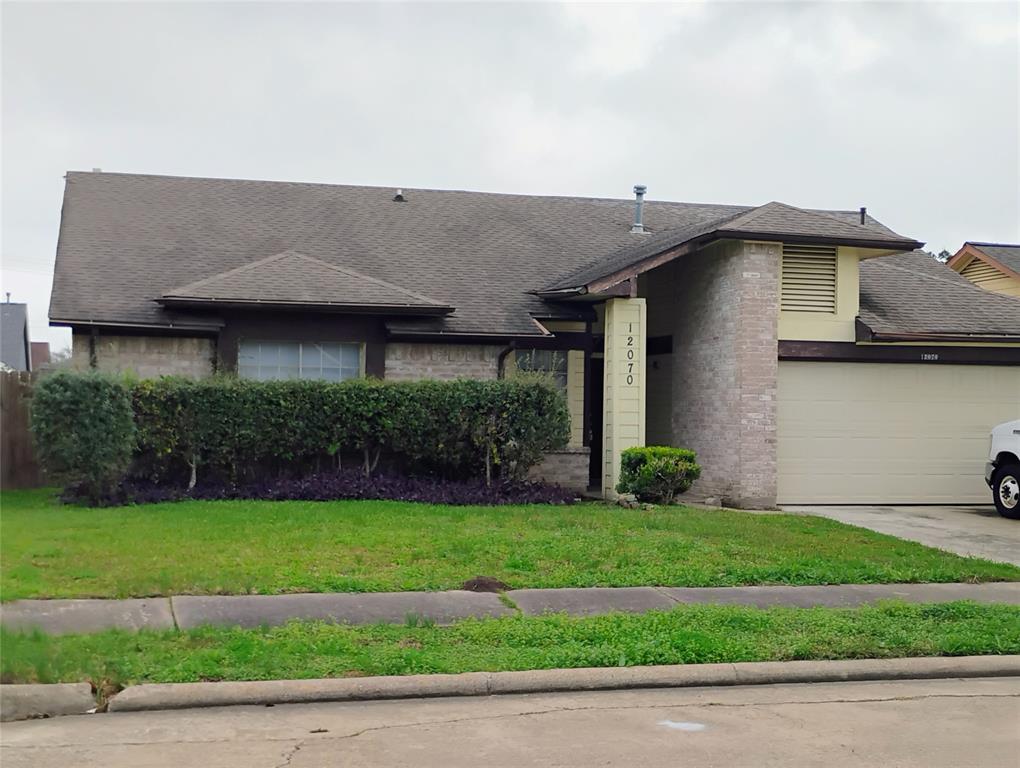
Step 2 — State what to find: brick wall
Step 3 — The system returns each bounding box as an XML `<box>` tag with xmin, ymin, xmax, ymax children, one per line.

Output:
<box><xmin>384</xmin><ymin>343</ymin><xmax>503</xmax><ymax>381</ymax></box>
<box><xmin>528</xmin><ymin>448</ymin><xmax>590</xmax><ymax>494</ymax></box>
<box><xmin>668</xmin><ymin>240</ymin><xmax>779</xmax><ymax>508</ymax></box>
<box><xmin>72</xmin><ymin>333</ymin><xmax>215</xmax><ymax>379</ymax></box>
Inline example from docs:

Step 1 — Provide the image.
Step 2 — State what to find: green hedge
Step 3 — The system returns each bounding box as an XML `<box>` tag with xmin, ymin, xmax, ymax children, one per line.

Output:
<box><xmin>30</xmin><ymin>372</ymin><xmax>136</xmax><ymax>503</ymax></box>
<box><xmin>32</xmin><ymin>374</ymin><xmax>570</xmax><ymax>493</ymax></box>
<box><xmin>616</xmin><ymin>445</ymin><xmax>701</xmax><ymax>504</ymax></box>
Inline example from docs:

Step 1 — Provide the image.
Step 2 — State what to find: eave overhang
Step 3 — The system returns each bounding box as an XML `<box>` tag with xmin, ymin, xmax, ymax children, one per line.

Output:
<box><xmin>947</xmin><ymin>243</ymin><xmax>1020</xmax><ymax>281</ymax></box>
<box><xmin>855</xmin><ymin>318</ymin><xmax>1020</xmax><ymax>345</ymax></box>
<box><xmin>50</xmin><ymin>316</ymin><xmax>226</xmax><ymax>332</ymax></box>
<box><xmin>535</xmin><ymin>230</ymin><xmax>923</xmax><ymax>298</ymax></box>
<box><xmin>156</xmin><ymin>297</ymin><xmax>455</xmax><ymax>316</ymax></box>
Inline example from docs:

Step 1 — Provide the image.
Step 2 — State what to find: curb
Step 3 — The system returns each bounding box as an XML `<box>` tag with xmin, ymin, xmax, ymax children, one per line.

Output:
<box><xmin>0</xmin><ymin>683</ymin><xmax>95</xmax><ymax>722</ymax></box>
<box><xmin>106</xmin><ymin>655</ymin><xmax>1020</xmax><ymax>713</ymax></box>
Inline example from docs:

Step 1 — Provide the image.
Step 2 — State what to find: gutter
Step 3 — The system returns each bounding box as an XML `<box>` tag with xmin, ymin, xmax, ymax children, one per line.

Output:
<box><xmin>856</xmin><ymin>318</ymin><xmax>1020</xmax><ymax>344</ymax></box>
<box><xmin>157</xmin><ymin>298</ymin><xmax>455</xmax><ymax>316</ymax></box>
<box><xmin>49</xmin><ymin>317</ymin><xmax>225</xmax><ymax>332</ymax></box>
<box><xmin>713</xmin><ymin>229</ymin><xmax>923</xmax><ymax>252</ymax></box>
<box><xmin>867</xmin><ymin>332</ymin><xmax>1020</xmax><ymax>344</ymax></box>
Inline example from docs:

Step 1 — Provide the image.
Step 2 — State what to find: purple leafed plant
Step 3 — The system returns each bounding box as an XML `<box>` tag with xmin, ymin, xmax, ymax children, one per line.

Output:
<box><xmin>89</xmin><ymin>470</ymin><xmax>577</xmax><ymax>507</ymax></box>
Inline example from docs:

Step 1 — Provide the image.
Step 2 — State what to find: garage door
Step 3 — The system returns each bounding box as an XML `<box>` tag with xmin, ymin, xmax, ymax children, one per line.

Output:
<box><xmin>777</xmin><ymin>362</ymin><xmax>1020</xmax><ymax>504</ymax></box>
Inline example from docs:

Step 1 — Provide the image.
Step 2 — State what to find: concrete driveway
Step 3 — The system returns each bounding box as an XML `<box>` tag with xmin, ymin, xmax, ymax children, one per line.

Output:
<box><xmin>781</xmin><ymin>505</ymin><xmax>1020</xmax><ymax>566</ymax></box>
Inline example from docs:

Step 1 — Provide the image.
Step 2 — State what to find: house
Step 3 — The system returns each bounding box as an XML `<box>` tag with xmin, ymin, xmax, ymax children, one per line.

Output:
<box><xmin>49</xmin><ymin>171</ymin><xmax>1020</xmax><ymax>506</ymax></box>
<box><xmin>946</xmin><ymin>242</ymin><xmax>1020</xmax><ymax>298</ymax></box>
<box><xmin>1</xmin><ymin>302</ymin><xmax>32</xmax><ymax>372</ymax></box>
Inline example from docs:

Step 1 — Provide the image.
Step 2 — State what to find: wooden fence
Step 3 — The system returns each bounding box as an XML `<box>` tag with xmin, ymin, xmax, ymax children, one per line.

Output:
<box><xmin>1</xmin><ymin>370</ymin><xmax>43</xmax><ymax>489</ymax></box>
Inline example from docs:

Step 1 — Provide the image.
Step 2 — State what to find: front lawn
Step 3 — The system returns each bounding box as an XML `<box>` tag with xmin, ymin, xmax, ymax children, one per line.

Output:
<box><xmin>3</xmin><ymin>489</ymin><xmax>1018</xmax><ymax>600</ymax></box>
<box><xmin>3</xmin><ymin>602</ymin><xmax>1018</xmax><ymax>686</ymax></box>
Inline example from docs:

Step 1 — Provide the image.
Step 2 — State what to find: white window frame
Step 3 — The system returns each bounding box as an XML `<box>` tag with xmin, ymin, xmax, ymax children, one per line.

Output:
<box><xmin>237</xmin><ymin>340</ymin><xmax>363</xmax><ymax>382</ymax></box>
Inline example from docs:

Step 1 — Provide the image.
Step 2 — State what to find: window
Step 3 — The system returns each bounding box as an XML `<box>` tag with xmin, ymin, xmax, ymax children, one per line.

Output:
<box><xmin>516</xmin><ymin>349</ymin><xmax>568</xmax><ymax>389</ymax></box>
<box><xmin>780</xmin><ymin>243</ymin><xmax>838</xmax><ymax>313</ymax></box>
<box><xmin>238</xmin><ymin>341</ymin><xmax>361</xmax><ymax>382</ymax></box>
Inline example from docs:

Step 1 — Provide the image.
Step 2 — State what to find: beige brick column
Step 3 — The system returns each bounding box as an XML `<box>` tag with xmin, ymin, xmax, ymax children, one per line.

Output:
<box><xmin>602</xmin><ymin>297</ymin><xmax>647</xmax><ymax>498</ymax></box>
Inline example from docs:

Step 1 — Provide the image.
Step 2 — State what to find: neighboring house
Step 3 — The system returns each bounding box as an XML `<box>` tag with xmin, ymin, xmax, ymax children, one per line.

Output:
<box><xmin>49</xmin><ymin>171</ymin><xmax>1020</xmax><ymax>505</ymax></box>
<box><xmin>1</xmin><ymin>303</ymin><xmax>31</xmax><ymax>372</ymax></box>
<box><xmin>946</xmin><ymin>242</ymin><xmax>1020</xmax><ymax>298</ymax></box>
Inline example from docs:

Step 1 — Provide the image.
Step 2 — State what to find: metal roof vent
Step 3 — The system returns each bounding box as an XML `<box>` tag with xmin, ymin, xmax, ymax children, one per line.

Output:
<box><xmin>631</xmin><ymin>184</ymin><xmax>647</xmax><ymax>233</ymax></box>
<box><xmin>393</xmin><ymin>189</ymin><xmax>406</xmax><ymax>202</ymax></box>
<box><xmin>859</xmin><ymin>206</ymin><xmax>867</xmax><ymax>225</ymax></box>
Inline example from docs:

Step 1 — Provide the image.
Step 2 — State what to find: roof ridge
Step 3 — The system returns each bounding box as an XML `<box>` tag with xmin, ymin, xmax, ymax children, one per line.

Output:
<box><xmin>871</xmin><ymin>255</ymin><xmax>1017</xmax><ymax>299</ymax></box>
<box><xmin>164</xmin><ymin>251</ymin><xmax>293</xmax><ymax>295</ymax></box>
<box><xmin>165</xmin><ymin>250</ymin><xmax>446</xmax><ymax>306</ymax></box>
<box><xmin>727</xmin><ymin>200</ymin><xmax>879</xmax><ymax>234</ymax></box>
<box><xmin>538</xmin><ymin>210</ymin><xmax>744</xmax><ymax>291</ymax></box>
<box><xmin>67</xmin><ymin>171</ymin><xmax>868</xmax><ymax>214</ymax></box>
<box><xmin>719</xmin><ymin>200</ymin><xmax>792</xmax><ymax>228</ymax></box>
<box><xmin>292</xmin><ymin>253</ymin><xmax>446</xmax><ymax>306</ymax></box>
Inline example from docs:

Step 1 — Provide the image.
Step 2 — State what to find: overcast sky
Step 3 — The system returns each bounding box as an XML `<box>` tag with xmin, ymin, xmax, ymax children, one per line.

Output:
<box><xmin>2</xmin><ymin>1</ymin><xmax>1017</xmax><ymax>352</ymax></box>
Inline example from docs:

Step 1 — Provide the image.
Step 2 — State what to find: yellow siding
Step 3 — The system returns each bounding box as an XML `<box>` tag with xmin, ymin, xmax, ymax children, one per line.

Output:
<box><xmin>602</xmin><ymin>298</ymin><xmax>647</xmax><ymax>497</ymax></box>
<box><xmin>778</xmin><ymin>246</ymin><xmax>859</xmax><ymax>342</ymax></box>
<box><xmin>567</xmin><ymin>350</ymin><xmax>585</xmax><ymax>448</ymax></box>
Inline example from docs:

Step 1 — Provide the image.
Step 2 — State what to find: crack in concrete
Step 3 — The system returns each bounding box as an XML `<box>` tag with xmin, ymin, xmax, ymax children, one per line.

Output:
<box><xmin>5</xmin><ymin>689</ymin><xmax>1011</xmax><ymax>750</ymax></box>
<box><xmin>167</xmin><ymin>596</ymin><xmax>180</xmax><ymax>631</ymax></box>
<box><xmin>274</xmin><ymin>739</ymin><xmax>304</xmax><ymax>768</ymax></box>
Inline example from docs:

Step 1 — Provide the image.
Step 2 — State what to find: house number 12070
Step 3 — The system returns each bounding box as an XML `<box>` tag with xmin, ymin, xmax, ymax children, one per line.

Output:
<box><xmin>626</xmin><ymin>323</ymin><xmax>636</xmax><ymax>385</ymax></box>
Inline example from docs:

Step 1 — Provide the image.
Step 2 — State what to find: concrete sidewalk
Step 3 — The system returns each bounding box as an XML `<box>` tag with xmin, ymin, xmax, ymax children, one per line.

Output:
<box><xmin>2</xmin><ymin>581</ymin><xmax>1018</xmax><ymax>635</ymax></box>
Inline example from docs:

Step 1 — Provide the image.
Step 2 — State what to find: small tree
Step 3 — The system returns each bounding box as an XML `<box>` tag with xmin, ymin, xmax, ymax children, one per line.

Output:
<box><xmin>31</xmin><ymin>372</ymin><xmax>136</xmax><ymax>503</ymax></box>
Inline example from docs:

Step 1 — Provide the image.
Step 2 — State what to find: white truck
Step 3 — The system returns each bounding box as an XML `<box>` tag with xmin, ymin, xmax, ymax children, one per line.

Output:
<box><xmin>986</xmin><ymin>419</ymin><xmax>1020</xmax><ymax>519</ymax></box>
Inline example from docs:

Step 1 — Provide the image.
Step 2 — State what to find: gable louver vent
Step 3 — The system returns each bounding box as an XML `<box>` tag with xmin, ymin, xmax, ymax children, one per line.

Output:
<box><xmin>960</xmin><ymin>258</ymin><xmax>1004</xmax><ymax>285</ymax></box>
<box><xmin>781</xmin><ymin>244</ymin><xmax>838</xmax><ymax>313</ymax></box>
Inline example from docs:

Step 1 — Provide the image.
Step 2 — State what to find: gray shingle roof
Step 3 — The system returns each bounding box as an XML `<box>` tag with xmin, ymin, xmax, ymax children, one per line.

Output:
<box><xmin>161</xmin><ymin>250</ymin><xmax>451</xmax><ymax>313</ymax></box>
<box><xmin>1</xmin><ymin>303</ymin><xmax>30</xmax><ymax>371</ymax></box>
<box><xmin>859</xmin><ymin>251</ymin><xmax>1020</xmax><ymax>338</ymax></box>
<box><xmin>540</xmin><ymin>201</ymin><xmax>917</xmax><ymax>292</ymax></box>
<box><xmin>968</xmin><ymin>242</ymin><xmax>1020</xmax><ymax>276</ymax></box>
<box><xmin>51</xmin><ymin>171</ymin><xmax>918</xmax><ymax>336</ymax></box>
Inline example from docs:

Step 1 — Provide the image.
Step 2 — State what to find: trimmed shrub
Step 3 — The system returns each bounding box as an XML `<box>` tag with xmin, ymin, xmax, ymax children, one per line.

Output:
<box><xmin>30</xmin><ymin>372</ymin><xmax>136</xmax><ymax>504</ymax></box>
<box><xmin>36</xmin><ymin>373</ymin><xmax>570</xmax><ymax>502</ymax></box>
<box><xmin>616</xmin><ymin>446</ymin><xmax>701</xmax><ymax>504</ymax></box>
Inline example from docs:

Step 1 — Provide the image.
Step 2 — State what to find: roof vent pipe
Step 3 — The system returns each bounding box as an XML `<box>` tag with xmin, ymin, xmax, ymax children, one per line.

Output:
<box><xmin>393</xmin><ymin>189</ymin><xmax>406</xmax><ymax>202</ymax></box>
<box><xmin>859</xmin><ymin>206</ymin><xmax>867</xmax><ymax>225</ymax></box>
<box><xmin>631</xmin><ymin>184</ymin><xmax>647</xmax><ymax>233</ymax></box>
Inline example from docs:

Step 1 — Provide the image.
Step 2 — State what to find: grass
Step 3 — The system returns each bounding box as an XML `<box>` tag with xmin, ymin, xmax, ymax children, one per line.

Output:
<box><xmin>3</xmin><ymin>602</ymin><xmax>1019</xmax><ymax>686</ymax></box>
<box><xmin>3</xmin><ymin>489</ymin><xmax>1019</xmax><ymax>601</ymax></box>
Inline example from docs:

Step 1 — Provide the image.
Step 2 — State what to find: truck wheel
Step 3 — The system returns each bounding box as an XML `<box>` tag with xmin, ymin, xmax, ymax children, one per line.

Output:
<box><xmin>992</xmin><ymin>464</ymin><xmax>1020</xmax><ymax>520</ymax></box>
